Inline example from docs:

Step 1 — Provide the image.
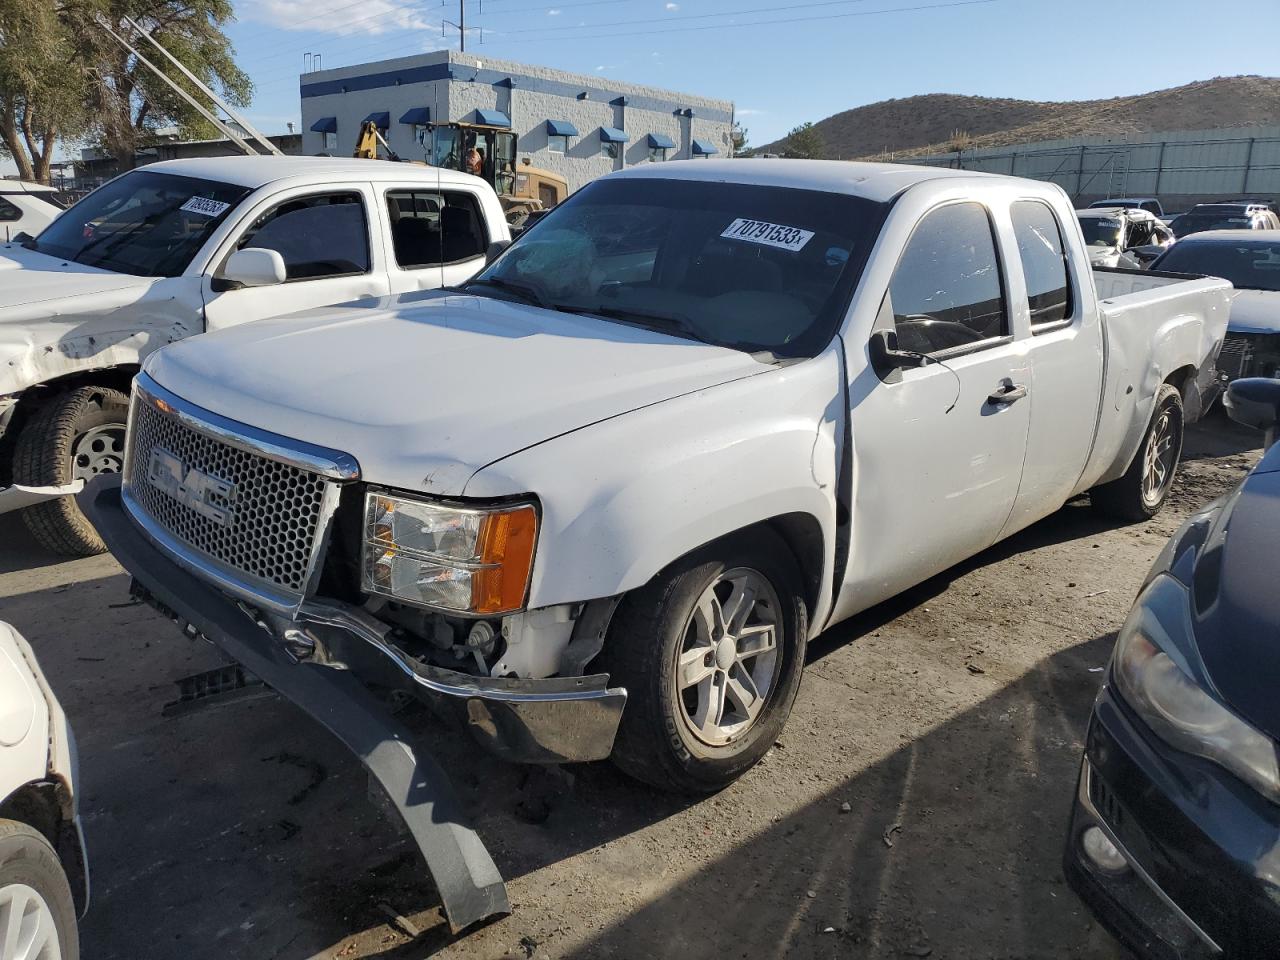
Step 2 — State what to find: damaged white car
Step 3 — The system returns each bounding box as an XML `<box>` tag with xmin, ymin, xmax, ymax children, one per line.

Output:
<box><xmin>0</xmin><ymin>156</ymin><xmax>508</xmax><ymax>554</ymax></box>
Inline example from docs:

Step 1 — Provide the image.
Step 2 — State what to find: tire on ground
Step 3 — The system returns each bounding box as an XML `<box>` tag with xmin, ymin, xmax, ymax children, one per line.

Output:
<box><xmin>13</xmin><ymin>385</ymin><xmax>130</xmax><ymax>557</ymax></box>
<box><xmin>1091</xmin><ymin>382</ymin><xmax>1185</xmax><ymax>522</ymax></box>
<box><xmin>601</xmin><ymin>527</ymin><xmax>808</xmax><ymax>794</ymax></box>
<box><xmin>0</xmin><ymin>819</ymin><xmax>80</xmax><ymax>960</ymax></box>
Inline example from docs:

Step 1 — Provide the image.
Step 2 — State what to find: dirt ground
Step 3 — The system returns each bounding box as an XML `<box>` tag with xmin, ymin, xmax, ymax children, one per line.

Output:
<box><xmin>0</xmin><ymin>414</ymin><xmax>1262</xmax><ymax>960</ymax></box>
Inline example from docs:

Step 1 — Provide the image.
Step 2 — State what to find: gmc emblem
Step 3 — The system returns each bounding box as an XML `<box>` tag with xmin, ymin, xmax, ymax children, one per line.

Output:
<box><xmin>147</xmin><ymin>447</ymin><xmax>236</xmax><ymax>528</ymax></box>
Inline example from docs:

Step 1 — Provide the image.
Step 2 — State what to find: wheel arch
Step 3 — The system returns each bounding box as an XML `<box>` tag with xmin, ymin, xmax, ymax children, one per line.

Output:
<box><xmin>0</xmin><ymin>779</ymin><xmax>88</xmax><ymax>916</ymax></box>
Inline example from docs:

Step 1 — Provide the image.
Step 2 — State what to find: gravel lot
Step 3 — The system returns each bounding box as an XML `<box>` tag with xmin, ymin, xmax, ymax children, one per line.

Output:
<box><xmin>0</xmin><ymin>415</ymin><xmax>1261</xmax><ymax>960</ymax></box>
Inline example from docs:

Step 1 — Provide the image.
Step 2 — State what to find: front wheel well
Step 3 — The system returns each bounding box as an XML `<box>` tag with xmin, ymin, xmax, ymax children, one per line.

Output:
<box><xmin>0</xmin><ymin>780</ymin><xmax>87</xmax><ymax>916</ymax></box>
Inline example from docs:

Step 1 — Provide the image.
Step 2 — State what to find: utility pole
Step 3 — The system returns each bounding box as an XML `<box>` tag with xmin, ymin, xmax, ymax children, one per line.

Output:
<box><xmin>443</xmin><ymin>0</ymin><xmax>482</xmax><ymax>51</ymax></box>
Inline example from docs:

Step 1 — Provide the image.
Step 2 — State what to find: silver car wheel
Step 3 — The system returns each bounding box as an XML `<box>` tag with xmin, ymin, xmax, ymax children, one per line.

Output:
<box><xmin>70</xmin><ymin>424</ymin><xmax>125</xmax><ymax>482</ymax></box>
<box><xmin>675</xmin><ymin>567</ymin><xmax>781</xmax><ymax>747</ymax></box>
<box><xmin>0</xmin><ymin>882</ymin><xmax>62</xmax><ymax>960</ymax></box>
<box><xmin>1142</xmin><ymin>409</ymin><xmax>1176</xmax><ymax>505</ymax></box>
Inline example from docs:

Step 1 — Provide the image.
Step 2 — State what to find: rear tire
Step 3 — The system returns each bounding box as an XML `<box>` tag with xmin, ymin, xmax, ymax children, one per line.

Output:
<box><xmin>0</xmin><ymin>820</ymin><xmax>80</xmax><ymax>960</ymax></box>
<box><xmin>1091</xmin><ymin>383</ymin><xmax>1184</xmax><ymax>522</ymax></box>
<box><xmin>601</xmin><ymin>529</ymin><xmax>808</xmax><ymax>794</ymax></box>
<box><xmin>13</xmin><ymin>386</ymin><xmax>130</xmax><ymax>557</ymax></box>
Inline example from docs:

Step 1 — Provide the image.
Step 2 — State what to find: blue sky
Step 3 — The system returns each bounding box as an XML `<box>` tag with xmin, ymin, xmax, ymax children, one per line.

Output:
<box><xmin>225</xmin><ymin>0</ymin><xmax>1280</xmax><ymax>149</ymax></box>
<box><xmin>3</xmin><ymin>0</ymin><xmax>1278</xmax><ymax>176</ymax></box>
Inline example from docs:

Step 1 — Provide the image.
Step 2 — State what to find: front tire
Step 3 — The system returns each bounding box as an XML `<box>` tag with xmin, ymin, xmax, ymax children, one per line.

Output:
<box><xmin>0</xmin><ymin>820</ymin><xmax>80</xmax><ymax>960</ymax></box>
<box><xmin>601</xmin><ymin>529</ymin><xmax>808</xmax><ymax>794</ymax></box>
<box><xmin>1091</xmin><ymin>383</ymin><xmax>1184</xmax><ymax>522</ymax></box>
<box><xmin>13</xmin><ymin>386</ymin><xmax>130</xmax><ymax>557</ymax></box>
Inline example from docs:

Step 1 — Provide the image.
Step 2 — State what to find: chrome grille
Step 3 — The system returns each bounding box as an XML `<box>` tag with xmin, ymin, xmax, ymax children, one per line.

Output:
<box><xmin>1218</xmin><ymin>334</ymin><xmax>1253</xmax><ymax>380</ymax></box>
<box><xmin>124</xmin><ymin>392</ymin><xmax>330</xmax><ymax>594</ymax></box>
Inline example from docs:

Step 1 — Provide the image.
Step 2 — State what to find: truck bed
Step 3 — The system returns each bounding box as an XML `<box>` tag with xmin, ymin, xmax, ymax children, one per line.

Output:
<box><xmin>1079</xmin><ymin>267</ymin><xmax>1233</xmax><ymax>492</ymax></box>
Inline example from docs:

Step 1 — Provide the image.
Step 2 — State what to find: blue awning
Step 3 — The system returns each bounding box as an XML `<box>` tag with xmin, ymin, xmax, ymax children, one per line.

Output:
<box><xmin>599</xmin><ymin>126</ymin><xmax>629</xmax><ymax>143</ymax></box>
<box><xmin>647</xmin><ymin>132</ymin><xmax>675</xmax><ymax>149</ymax></box>
<box><xmin>474</xmin><ymin>109</ymin><xmax>511</xmax><ymax>127</ymax></box>
<box><xmin>399</xmin><ymin>107</ymin><xmax>431</xmax><ymax>125</ymax></box>
<box><xmin>692</xmin><ymin>138</ymin><xmax>719</xmax><ymax>155</ymax></box>
<box><xmin>363</xmin><ymin>111</ymin><xmax>390</xmax><ymax>129</ymax></box>
<box><xmin>309</xmin><ymin>116</ymin><xmax>337</xmax><ymax>134</ymax></box>
<box><xmin>546</xmin><ymin>119</ymin><xmax>579</xmax><ymax>137</ymax></box>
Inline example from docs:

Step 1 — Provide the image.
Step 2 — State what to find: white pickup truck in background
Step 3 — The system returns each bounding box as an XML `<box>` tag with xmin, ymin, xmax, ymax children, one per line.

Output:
<box><xmin>84</xmin><ymin>160</ymin><xmax>1231</xmax><ymax>931</ymax></box>
<box><xmin>0</xmin><ymin>156</ymin><xmax>509</xmax><ymax>554</ymax></box>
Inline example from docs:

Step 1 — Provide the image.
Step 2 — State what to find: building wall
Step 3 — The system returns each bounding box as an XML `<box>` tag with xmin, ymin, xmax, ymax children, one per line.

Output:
<box><xmin>908</xmin><ymin>126</ymin><xmax>1280</xmax><ymax>212</ymax></box>
<box><xmin>299</xmin><ymin>51</ymin><xmax>733</xmax><ymax>193</ymax></box>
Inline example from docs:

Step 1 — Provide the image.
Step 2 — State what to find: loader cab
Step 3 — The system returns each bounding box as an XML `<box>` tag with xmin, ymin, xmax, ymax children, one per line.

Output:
<box><xmin>429</xmin><ymin>122</ymin><xmax>518</xmax><ymax>197</ymax></box>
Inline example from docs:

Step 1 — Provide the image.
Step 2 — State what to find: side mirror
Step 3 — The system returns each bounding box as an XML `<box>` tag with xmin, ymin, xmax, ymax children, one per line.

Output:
<box><xmin>869</xmin><ymin>328</ymin><xmax>927</xmax><ymax>375</ymax></box>
<box><xmin>220</xmin><ymin>247</ymin><xmax>287</xmax><ymax>290</ymax></box>
<box><xmin>1224</xmin><ymin>377</ymin><xmax>1280</xmax><ymax>449</ymax></box>
<box><xmin>485</xmin><ymin>239</ymin><xmax>511</xmax><ymax>264</ymax></box>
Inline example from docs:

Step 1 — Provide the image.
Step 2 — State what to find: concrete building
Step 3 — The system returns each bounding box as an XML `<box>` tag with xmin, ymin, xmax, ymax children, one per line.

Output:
<box><xmin>910</xmin><ymin>125</ymin><xmax>1280</xmax><ymax>212</ymax></box>
<box><xmin>300</xmin><ymin>51</ymin><xmax>734</xmax><ymax>192</ymax></box>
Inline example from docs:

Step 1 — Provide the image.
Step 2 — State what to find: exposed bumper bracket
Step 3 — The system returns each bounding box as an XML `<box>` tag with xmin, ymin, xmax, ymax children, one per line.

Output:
<box><xmin>81</xmin><ymin>476</ymin><xmax>510</xmax><ymax>933</ymax></box>
<box><xmin>0</xmin><ymin>480</ymin><xmax>84</xmax><ymax>516</ymax></box>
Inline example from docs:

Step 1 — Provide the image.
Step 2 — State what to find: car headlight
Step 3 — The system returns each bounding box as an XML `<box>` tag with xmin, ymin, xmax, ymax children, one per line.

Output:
<box><xmin>1113</xmin><ymin>574</ymin><xmax>1280</xmax><ymax>802</ymax></box>
<box><xmin>362</xmin><ymin>492</ymin><xmax>538</xmax><ymax>615</ymax></box>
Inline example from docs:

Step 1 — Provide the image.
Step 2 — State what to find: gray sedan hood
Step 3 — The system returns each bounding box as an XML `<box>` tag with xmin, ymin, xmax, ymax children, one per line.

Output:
<box><xmin>145</xmin><ymin>290</ymin><xmax>768</xmax><ymax>496</ymax></box>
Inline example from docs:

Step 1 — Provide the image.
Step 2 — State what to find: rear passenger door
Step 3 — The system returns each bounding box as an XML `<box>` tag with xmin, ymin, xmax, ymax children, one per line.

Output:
<box><xmin>1001</xmin><ymin>197</ymin><xmax>1104</xmax><ymax>535</ymax></box>
<box><xmin>382</xmin><ymin>186</ymin><xmax>492</xmax><ymax>293</ymax></box>
<box><xmin>202</xmin><ymin>185</ymin><xmax>389</xmax><ymax>330</ymax></box>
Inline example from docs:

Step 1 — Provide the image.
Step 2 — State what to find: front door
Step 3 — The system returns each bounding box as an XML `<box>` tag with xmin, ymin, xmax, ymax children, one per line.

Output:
<box><xmin>836</xmin><ymin>200</ymin><xmax>1033</xmax><ymax>618</ymax></box>
<box><xmin>201</xmin><ymin>186</ymin><xmax>389</xmax><ymax>331</ymax></box>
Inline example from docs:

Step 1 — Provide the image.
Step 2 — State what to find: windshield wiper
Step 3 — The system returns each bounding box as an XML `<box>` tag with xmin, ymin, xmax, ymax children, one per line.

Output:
<box><xmin>559</xmin><ymin>304</ymin><xmax>716</xmax><ymax>345</ymax></box>
<box><xmin>461</xmin><ymin>276</ymin><xmax>551</xmax><ymax>309</ymax></box>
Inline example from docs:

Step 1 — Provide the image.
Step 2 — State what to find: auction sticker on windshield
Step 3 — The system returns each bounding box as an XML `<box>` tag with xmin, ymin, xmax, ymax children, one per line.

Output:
<box><xmin>180</xmin><ymin>197</ymin><xmax>232</xmax><ymax>218</ymax></box>
<box><xmin>721</xmin><ymin>218</ymin><xmax>814</xmax><ymax>252</ymax></box>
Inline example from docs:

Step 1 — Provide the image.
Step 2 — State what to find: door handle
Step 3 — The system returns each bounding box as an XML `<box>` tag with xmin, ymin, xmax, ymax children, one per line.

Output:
<box><xmin>988</xmin><ymin>382</ymin><xmax>1028</xmax><ymax>405</ymax></box>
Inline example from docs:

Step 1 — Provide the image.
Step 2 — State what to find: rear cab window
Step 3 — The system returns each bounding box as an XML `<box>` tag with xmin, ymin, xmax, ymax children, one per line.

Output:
<box><xmin>1010</xmin><ymin>200</ymin><xmax>1073</xmax><ymax>333</ymax></box>
<box><xmin>885</xmin><ymin>201</ymin><xmax>1008</xmax><ymax>356</ymax></box>
<box><xmin>385</xmin><ymin>189</ymin><xmax>490</xmax><ymax>267</ymax></box>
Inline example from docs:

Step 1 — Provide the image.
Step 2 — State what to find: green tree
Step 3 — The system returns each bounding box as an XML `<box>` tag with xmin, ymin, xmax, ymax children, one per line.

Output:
<box><xmin>78</xmin><ymin>0</ymin><xmax>252</xmax><ymax>169</ymax></box>
<box><xmin>783</xmin><ymin>121</ymin><xmax>823</xmax><ymax>160</ymax></box>
<box><xmin>731</xmin><ymin>121</ymin><xmax>749</xmax><ymax>157</ymax></box>
<box><xmin>0</xmin><ymin>0</ymin><xmax>89</xmax><ymax>181</ymax></box>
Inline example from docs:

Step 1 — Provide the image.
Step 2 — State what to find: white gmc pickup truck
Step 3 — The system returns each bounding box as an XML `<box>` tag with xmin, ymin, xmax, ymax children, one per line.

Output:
<box><xmin>84</xmin><ymin>160</ymin><xmax>1230</xmax><ymax>931</ymax></box>
<box><xmin>0</xmin><ymin>156</ymin><xmax>508</xmax><ymax>555</ymax></box>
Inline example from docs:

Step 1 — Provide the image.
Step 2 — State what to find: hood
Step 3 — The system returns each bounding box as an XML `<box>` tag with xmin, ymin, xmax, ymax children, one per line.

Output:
<box><xmin>145</xmin><ymin>290</ymin><xmax>769</xmax><ymax>496</ymax></box>
<box><xmin>0</xmin><ymin>243</ymin><xmax>155</xmax><ymax>309</ymax></box>
<box><xmin>1227</xmin><ymin>288</ymin><xmax>1280</xmax><ymax>335</ymax></box>
<box><xmin>1174</xmin><ymin>443</ymin><xmax>1280</xmax><ymax>741</ymax></box>
<box><xmin>0</xmin><ymin>244</ymin><xmax>170</xmax><ymax>396</ymax></box>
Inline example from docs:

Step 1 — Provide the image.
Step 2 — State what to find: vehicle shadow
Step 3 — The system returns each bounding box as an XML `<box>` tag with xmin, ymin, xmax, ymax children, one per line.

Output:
<box><xmin>547</xmin><ymin>633</ymin><xmax>1125</xmax><ymax>960</ymax></box>
<box><xmin>1184</xmin><ymin>407</ymin><xmax>1262</xmax><ymax>461</ymax></box>
<box><xmin>0</xmin><ymin>513</ymin><xmax>68</xmax><ymax>573</ymax></box>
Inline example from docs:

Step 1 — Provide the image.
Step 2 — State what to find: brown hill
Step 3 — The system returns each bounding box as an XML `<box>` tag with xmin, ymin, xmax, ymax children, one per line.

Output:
<box><xmin>757</xmin><ymin>76</ymin><xmax>1280</xmax><ymax>160</ymax></box>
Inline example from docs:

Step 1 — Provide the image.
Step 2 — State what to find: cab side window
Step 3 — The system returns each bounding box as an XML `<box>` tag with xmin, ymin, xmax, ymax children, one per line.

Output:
<box><xmin>0</xmin><ymin>197</ymin><xmax>19</xmax><ymax>222</ymax></box>
<box><xmin>887</xmin><ymin>202</ymin><xmax>1007</xmax><ymax>355</ymax></box>
<box><xmin>236</xmin><ymin>192</ymin><xmax>370</xmax><ymax>280</ymax></box>
<box><xmin>1010</xmin><ymin>200</ymin><xmax>1072</xmax><ymax>331</ymax></box>
<box><xmin>386</xmin><ymin>190</ymin><xmax>489</xmax><ymax>268</ymax></box>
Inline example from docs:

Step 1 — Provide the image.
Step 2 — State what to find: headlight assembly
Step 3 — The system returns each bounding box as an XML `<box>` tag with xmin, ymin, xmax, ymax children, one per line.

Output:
<box><xmin>362</xmin><ymin>492</ymin><xmax>538</xmax><ymax>615</ymax></box>
<box><xmin>1113</xmin><ymin>574</ymin><xmax>1280</xmax><ymax>803</ymax></box>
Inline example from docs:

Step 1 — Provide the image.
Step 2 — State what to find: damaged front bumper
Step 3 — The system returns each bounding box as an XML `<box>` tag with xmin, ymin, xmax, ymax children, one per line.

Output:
<box><xmin>81</xmin><ymin>475</ymin><xmax>627</xmax><ymax>933</ymax></box>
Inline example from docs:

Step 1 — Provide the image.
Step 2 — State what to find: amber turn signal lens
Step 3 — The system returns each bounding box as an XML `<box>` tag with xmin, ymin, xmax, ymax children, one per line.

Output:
<box><xmin>472</xmin><ymin>505</ymin><xmax>538</xmax><ymax>614</ymax></box>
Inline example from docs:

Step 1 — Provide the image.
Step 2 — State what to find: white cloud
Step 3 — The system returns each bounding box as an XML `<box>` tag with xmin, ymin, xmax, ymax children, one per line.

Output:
<box><xmin>736</xmin><ymin>108</ymin><xmax>765</xmax><ymax>116</ymax></box>
<box><xmin>664</xmin><ymin>2</ymin><xmax>679</xmax><ymax>9</ymax></box>
<box><xmin>547</xmin><ymin>7</ymin><xmax>562</xmax><ymax>13</ymax></box>
<box><xmin>243</xmin><ymin>0</ymin><xmax>431</xmax><ymax>36</ymax></box>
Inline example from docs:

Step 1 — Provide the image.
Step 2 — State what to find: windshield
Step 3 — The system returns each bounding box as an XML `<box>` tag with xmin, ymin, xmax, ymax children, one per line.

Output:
<box><xmin>472</xmin><ymin>178</ymin><xmax>889</xmax><ymax>357</ymax></box>
<box><xmin>1078</xmin><ymin>216</ymin><xmax>1123</xmax><ymax>248</ymax></box>
<box><xmin>1154</xmin><ymin>241</ymin><xmax>1280</xmax><ymax>291</ymax></box>
<box><xmin>1172</xmin><ymin>213</ymin><xmax>1254</xmax><ymax>238</ymax></box>
<box><xmin>31</xmin><ymin>170</ymin><xmax>250</xmax><ymax>277</ymax></box>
